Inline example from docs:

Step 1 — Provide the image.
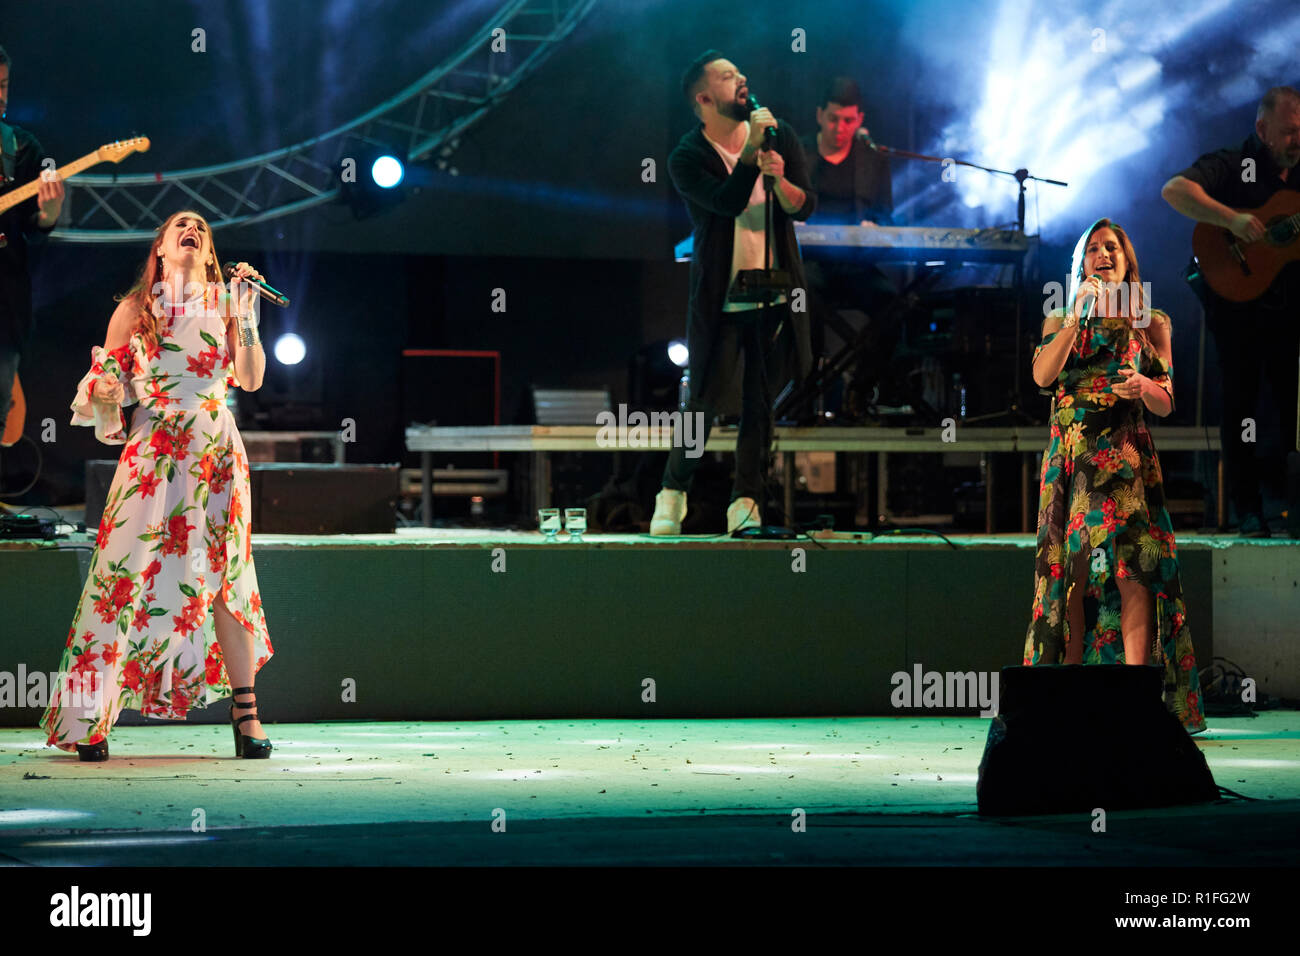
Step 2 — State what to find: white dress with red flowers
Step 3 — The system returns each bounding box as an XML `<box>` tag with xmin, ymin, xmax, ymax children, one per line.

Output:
<box><xmin>40</xmin><ymin>288</ymin><xmax>273</xmax><ymax>750</ymax></box>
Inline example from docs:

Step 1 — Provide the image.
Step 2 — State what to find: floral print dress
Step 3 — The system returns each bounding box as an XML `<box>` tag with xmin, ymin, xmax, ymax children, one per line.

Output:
<box><xmin>1023</xmin><ymin>307</ymin><xmax>1205</xmax><ymax>734</ymax></box>
<box><xmin>41</xmin><ymin>288</ymin><xmax>273</xmax><ymax>750</ymax></box>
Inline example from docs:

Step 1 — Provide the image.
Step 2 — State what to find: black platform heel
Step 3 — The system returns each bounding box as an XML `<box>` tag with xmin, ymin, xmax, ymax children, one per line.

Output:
<box><xmin>76</xmin><ymin>739</ymin><xmax>109</xmax><ymax>762</ymax></box>
<box><xmin>230</xmin><ymin>686</ymin><xmax>272</xmax><ymax>759</ymax></box>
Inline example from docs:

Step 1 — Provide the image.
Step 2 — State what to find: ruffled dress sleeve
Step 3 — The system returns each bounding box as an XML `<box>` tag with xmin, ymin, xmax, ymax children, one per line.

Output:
<box><xmin>70</xmin><ymin>343</ymin><xmax>138</xmax><ymax>444</ymax></box>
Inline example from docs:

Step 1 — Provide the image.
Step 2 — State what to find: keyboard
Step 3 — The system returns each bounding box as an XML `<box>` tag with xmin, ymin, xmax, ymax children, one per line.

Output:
<box><xmin>793</xmin><ymin>224</ymin><xmax>1029</xmax><ymax>263</ymax></box>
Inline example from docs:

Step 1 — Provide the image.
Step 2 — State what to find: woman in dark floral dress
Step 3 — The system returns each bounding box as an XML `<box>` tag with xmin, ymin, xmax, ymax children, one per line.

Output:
<box><xmin>40</xmin><ymin>210</ymin><xmax>276</xmax><ymax>758</ymax></box>
<box><xmin>1024</xmin><ymin>218</ymin><xmax>1205</xmax><ymax>734</ymax></box>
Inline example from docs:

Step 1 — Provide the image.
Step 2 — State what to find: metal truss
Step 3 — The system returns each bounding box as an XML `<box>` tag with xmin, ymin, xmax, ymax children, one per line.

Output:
<box><xmin>52</xmin><ymin>0</ymin><xmax>596</xmax><ymax>242</ymax></box>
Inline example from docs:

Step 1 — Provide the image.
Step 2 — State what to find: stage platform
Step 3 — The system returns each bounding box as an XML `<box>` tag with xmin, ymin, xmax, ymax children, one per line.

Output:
<box><xmin>2</xmin><ymin>528</ymin><xmax>1297</xmax><ymax>732</ymax></box>
<box><xmin>1</xmin><ymin>714</ymin><xmax>1297</xmax><ymax>866</ymax></box>
<box><xmin>406</xmin><ymin>424</ymin><xmax>1228</xmax><ymax>531</ymax></box>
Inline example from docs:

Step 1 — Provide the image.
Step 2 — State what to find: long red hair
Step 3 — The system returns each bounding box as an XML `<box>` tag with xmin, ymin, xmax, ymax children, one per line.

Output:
<box><xmin>116</xmin><ymin>210</ymin><xmax>228</xmax><ymax>350</ymax></box>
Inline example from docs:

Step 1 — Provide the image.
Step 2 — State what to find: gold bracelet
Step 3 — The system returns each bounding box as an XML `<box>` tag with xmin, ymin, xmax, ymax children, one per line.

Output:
<box><xmin>1062</xmin><ymin>313</ymin><xmax>1078</xmax><ymax>329</ymax></box>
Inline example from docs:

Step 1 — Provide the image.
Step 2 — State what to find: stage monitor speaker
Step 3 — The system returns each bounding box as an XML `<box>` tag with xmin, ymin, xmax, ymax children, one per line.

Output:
<box><xmin>976</xmin><ymin>664</ymin><xmax>1218</xmax><ymax>816</ymax></box>
<box><xmin>86</xmin><ymin>461</ymin><xmax>399</xmax><ymax>534</ymax></box>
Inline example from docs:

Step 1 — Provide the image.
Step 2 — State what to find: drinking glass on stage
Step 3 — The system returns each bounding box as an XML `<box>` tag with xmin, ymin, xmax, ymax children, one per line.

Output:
<box><xmin>564</xmin><ymin>508</ymin><xmax>587</xmax><ymax>542</ymax></box>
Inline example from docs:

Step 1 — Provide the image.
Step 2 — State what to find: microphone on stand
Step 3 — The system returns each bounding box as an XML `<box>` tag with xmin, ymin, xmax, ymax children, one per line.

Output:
<box><xmin>745</xmin><ymin>91</ymin><xmax>778</xmax><ymax>188</ymax></box>
<box><xmin>223</xmin><ymin>262</ymin><xmax>290</xmax><ymax>307</ymax></box>
<box><xmin>855</xmin><ymin>127</ymin><xmax>879</xmax><ymax>151</ymax></box>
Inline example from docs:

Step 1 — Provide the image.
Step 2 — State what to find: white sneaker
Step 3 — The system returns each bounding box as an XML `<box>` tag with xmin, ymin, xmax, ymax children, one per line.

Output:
<box><xmin>726</xmin><ymin>496</ymin><xmax>761</xmax><ymax>534</ymax></box>
<box><xmin>650</xmin><ymin>488</ymin><xmax>687</xmax><ymax>535</ymax></box>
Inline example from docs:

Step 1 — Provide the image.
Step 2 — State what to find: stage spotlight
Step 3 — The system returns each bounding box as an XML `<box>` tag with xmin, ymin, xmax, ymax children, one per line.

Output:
<box><xmin>340</xmin><ymin>145</ymin><xmax>409</xmax><ymax>219</ymax></box>
<box><xmin>371</xmin><ymin>155</ymin><xmax>404</xmax><ymax>189</ymax></box>
<box><xmin>273</xmin><ymin>333</ymin><xmax>306</xmax><ymax>366</ymax></box>
<box><xmin>630</xmin><ymin>340</ymin><xmax>692</xmax><ymax>411</ymax></box>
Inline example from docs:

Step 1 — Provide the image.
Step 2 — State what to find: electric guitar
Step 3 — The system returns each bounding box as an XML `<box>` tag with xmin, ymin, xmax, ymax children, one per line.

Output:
<box><xmin>0</xmin><ymin>136</ymin><xmax>150</xmax><ymax>247</ymax></box>
<box><xmin>0</xmin><ymin>137</ymin><xmax>149</xmax><ymax>444</ymax></box>
<box><xmin>1192</xmin><ymin>190</ymin><xmax>1300</xmax><ymax>302</ymax></box>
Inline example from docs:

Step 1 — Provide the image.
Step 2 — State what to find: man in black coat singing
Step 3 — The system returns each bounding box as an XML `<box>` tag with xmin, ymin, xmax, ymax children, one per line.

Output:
<box><xmin>650</xmin><ymin>50</ymin><xmax>816</xmax><ymax>535</ymax></box>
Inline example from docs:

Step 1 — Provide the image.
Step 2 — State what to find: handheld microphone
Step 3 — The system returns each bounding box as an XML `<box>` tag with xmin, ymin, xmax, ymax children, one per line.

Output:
<box><xmin>745</xmin><ymin>91</ymin><xmax>778</xmax><ymax>192</ymax></box>
<box><xmin>745</xmin><ymin>91</ymin><xmax>778</xmax><ymax>149</ymax></box>
<box><xmin>1078</xmin><ymin>273</ymin><xmax>1102</xmax><ymax>323</ymax></box>
<box><xmin>223</xmin><ymin>262</ymin><xmax>290</xmax><ymax>307</ymax></box>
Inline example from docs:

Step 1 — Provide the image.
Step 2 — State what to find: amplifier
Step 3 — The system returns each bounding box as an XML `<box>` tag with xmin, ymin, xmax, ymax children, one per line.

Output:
<box><xmin>85</xmin><ymin>461</ymin><xmax>399</xmax><ymax>534</ymax></box>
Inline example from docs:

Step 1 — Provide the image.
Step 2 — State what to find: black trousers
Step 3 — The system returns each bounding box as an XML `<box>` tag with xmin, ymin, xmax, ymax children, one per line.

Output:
<box><xmin>1208</xmin><ymin>304</ymin><xmax>1300</xmax><ymax>520</ymax></box>
<box><xmin>661</xmin><ymin>305</ymin><xmax>785</xmax><ymax>503</ymax></box>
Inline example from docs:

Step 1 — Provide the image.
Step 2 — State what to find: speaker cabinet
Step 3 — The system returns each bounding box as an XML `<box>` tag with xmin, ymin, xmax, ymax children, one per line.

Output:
<box><xmin>977</xmin><ymin>665</ymin><xmax>1218</xmax><ymax>815</ymax></box>
<box><xmin>86</xmin><ymin>460</ymin><xmax>399</xmax><ymax>534</ymax></box>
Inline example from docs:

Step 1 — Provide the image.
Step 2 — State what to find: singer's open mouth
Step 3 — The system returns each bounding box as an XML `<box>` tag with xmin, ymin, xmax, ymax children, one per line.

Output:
<box><xmin>180</xmin><ymin>235</ymin><xmax>199</xmax><ymax>249</ymax></box>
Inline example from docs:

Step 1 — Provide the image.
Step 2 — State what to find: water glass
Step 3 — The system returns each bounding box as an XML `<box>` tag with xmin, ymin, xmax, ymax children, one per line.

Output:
<box><xmin>538</xmin><ymin>508</ymin><xmax>561</xmax><ymax>541</ymax></box>
<box><xmin>564</xmin><ymin>507</ymin><xmax>587</xmax><ymax>542</ymax></box>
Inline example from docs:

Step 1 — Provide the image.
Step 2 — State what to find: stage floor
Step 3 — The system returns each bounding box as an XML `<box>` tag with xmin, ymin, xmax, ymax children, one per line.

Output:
<box><xmin>2</xmin><ymin>714</ymin><xmax>1296</xmax><ymax>866</ymax></box>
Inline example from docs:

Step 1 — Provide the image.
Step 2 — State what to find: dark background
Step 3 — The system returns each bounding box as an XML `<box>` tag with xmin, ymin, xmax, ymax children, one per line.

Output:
<box><xmin>1</xmin><ymin>0</ymin><xmax>1294</xmax><ymax>507</ymax></box>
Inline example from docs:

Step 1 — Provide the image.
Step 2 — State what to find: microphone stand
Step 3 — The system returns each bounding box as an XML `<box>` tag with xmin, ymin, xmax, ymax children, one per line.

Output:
<box><xmin>869</xmin><ymin>142</ymin><xmax>1067</xmax><ymax>425</ymax></box>
<box><xmin>730</xmin><ymin>115</ymin><xmax>795</xmax><ymax>538</ymax></box>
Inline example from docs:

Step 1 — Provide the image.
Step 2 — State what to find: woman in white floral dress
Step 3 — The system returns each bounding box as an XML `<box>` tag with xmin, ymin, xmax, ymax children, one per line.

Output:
<box><xmin>40</xmin><ymin>210</ymin><xmax>275</xmax><ymax>759</ymax></box>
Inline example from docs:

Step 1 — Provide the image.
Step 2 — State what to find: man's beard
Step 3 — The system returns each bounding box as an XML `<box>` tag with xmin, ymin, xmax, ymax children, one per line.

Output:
<box><xmin>719</xmin><ymin>95</ymin><xmax>752</xmax><ymax>122</ymax></box>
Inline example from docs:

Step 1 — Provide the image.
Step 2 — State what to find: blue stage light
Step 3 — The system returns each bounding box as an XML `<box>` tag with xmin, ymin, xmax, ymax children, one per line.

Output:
<box><xmin>667</xmin><ymin>339</ymin><xmax>689</xmax><ymax>368</ymax></box>
<box><xmin>371</xmin><ymin>155</ymin><xmax>404</xmax><ymax>189</ymax></box>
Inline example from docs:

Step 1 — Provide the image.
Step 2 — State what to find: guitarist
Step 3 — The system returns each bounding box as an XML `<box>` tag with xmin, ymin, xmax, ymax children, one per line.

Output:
<box><xmin>0</xmin><ymin>44</ymin><xmax>65</xmax><ymax>443</ymax></box>
<box><xmin>1162</xmin><ymin>86</ymin><xmax>1300</xmax><ymax>537</ymax></box>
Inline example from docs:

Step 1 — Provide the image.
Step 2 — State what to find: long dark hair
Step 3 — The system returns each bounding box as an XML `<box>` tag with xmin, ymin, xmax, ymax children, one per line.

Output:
<box><xmin>1067</xmin><ymin>217</ymin><xmax>1152</xmax><ymax>354</ymax></box>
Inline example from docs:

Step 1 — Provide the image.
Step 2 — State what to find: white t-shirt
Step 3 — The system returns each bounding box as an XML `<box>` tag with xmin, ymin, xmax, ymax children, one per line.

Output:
<box><xmin>703</xmin><ymin>123</ymin><xmax>785</xmax><ymax>312</ymax></box>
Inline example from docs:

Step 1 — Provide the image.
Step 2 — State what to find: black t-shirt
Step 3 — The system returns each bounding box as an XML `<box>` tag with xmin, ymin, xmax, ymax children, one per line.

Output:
<box><xmin>813</xmin><ymin>153</ymin><xmax>858</xmax><ymax>225</ymax></box>
<box><xmin>0</xmin><ymin>122</ymin><xmax>55</xmax><ymax>351</ymax></box>
<box><xmin>802</xmin><ymin>137</ymin><xmax>892</xmax><ymax>226</ymax></box>
<box><xmin>1177</xmin><ymin>131</ymin><xmax>1300</xmax><ymax>310</ymax></box>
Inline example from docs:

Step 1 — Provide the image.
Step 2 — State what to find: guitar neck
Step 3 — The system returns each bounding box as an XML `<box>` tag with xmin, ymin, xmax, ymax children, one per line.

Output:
<box><xmin>0</xmin><ymin>151</ymin><xmax>102</xmax><ymax>215</ymax></box>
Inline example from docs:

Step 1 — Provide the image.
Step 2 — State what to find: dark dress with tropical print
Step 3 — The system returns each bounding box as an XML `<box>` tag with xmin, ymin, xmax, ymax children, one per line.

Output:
<box><xmin>1023</xmin><ymin>307</ymin><xmax>1206</xmax><ymax>734</ymax></box>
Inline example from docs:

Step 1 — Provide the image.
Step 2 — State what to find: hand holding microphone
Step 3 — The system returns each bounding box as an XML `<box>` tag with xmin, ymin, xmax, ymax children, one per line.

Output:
<box><xmin>743</xmin><ymin>91</ymin><xmax>780</xmax><ymax>187</ymax></box>
<box><xmin>744</xmin><ymin>102</ymin><xmax>778</xmax><ymax>153</ymax></box>
<box><xmin>1072</xmin><ymin>273</ymin><xmax>1105</xmax><ymax>327</ymax></box>
<box><xmin>223</xmin><ymin>261</ymin><xmax>290</xmax><ymax>308</ymax></box>
<box><xmin>223</xmin><ymin>261</ymin><xmax>275</xmax><ymax>348</ymax></box>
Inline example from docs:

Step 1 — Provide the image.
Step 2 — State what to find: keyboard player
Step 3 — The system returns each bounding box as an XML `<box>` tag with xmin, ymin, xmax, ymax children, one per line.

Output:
<box><xmin>801</xmin><ymin>77</ymin><xmax>899</xmax><ymax>412</ymax></box>
<box><xmin>802</xmin><ymin>76</ymin><xmax>892</xmax><ymax>227</ymax></box>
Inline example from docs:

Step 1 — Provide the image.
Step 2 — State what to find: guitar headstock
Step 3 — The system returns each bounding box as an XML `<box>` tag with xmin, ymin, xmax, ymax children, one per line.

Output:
<box><xmin>97</xmin><ymin>137</ymin><xmax>151</xmax><ymax>164</ymax></box>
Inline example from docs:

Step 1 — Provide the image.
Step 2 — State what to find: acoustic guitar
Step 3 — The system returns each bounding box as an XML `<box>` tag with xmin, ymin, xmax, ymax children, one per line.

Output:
<box><xmin>0</xmin><ymin>137</ymin><xmax>149</xmax><ymax>444</ymax></box>
<box><xmin>1</xmin><ymin>373</ymin><xmax>24</xmax><ymax>447</ymax></box>
<box><xmin>1192</xmin><ymin>190</ymin><xmax>1300</xmax><ymax>302</ymax></box>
